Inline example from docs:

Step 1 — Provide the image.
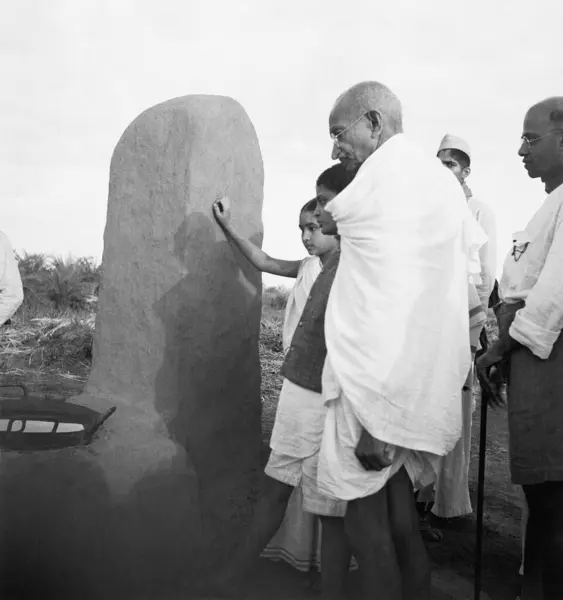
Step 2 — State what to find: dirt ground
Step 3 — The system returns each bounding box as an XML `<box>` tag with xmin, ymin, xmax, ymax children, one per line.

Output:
<box><xmin>2</xmin><ymin>323</ymin><xmax>524</xmax><ymax>600</ymax></box>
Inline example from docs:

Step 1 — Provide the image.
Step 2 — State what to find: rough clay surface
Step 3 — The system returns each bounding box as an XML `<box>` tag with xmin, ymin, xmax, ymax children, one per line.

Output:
<box><xmin>0</xmin><ymin>95</ymin><xmax>264</xmax><ymax>599</ymax></box>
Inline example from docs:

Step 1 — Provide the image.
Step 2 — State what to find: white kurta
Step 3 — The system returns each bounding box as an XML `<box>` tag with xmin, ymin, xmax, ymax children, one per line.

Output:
<box><xmin>463</xmin><ymin>184</ymin><xmax>497</xmax><ymax>309</ymax></box>
<box><xmin>317</xmin><ymin>133</ymin><xmax>474</xmax><ymax>501</ymax></box>
<box><xmin>431</xmin><ymin>219</ymin><xmax>488</xmax><ymax>519</ymax></box>
<box><xmin>499</xmin><ymin>182</ymin><xmax>563</xmax><ymax>359</ymax></box>
<box><xmin>263</xmin><ymin>255</ymin><xmax>322</xmax><ymax>570</ymax></box>
<box><xmin>430</xmin><ymin>288</ymin><xmax>486</xmax><ymax>518</ymax></box>
<box><xmin>282</xmin><ymin>255</ymin><xmax>322</xmax><ymax>353</ymax></box>
<box><xmin>497</xmin><ymin>183</ymin><xmax>563</xmax><ymax>574</ymax></box>
<box><xmin>271</xmin><ymin>255</ymin><xmax>326</xmax><ymax>459</ymax></box>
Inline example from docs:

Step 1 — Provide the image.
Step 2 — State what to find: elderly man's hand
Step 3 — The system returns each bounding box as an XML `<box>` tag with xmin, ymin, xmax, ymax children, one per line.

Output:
<box><xmin>355</xmin><ymin>428</ymin><xmax>396</xmax><ymax>471</ymax></box>
<box><xmin>476</xmin><ymin>347</ymin><xmax>508</xmax><ymax>409</ymax></box>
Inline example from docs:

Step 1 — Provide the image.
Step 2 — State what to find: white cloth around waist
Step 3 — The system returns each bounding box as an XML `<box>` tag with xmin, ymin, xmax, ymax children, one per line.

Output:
<box><xmin>317</xmin><ymin>357</ymin><xmax>440</xmax><ymax>502</ymax></box>
<box><xmin>323</xmin><ymin>135</ymin><xmax>472</xmax><ymax>457</ymax></box>
<box><xmin>270</xmin><ymin>378</ymin><xmax>328</xmax><ymax>459</ymax></box>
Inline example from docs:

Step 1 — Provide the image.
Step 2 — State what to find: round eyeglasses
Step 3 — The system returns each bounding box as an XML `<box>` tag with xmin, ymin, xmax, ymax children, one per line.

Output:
<box><xmin>521</xmin><ymin>129</ymin><xmax>563</xmax><ymax>151</ymax></box>
<box><xmin>331</xmin><ymin>112</ymin><xmax>368</xmax><ymax>148</ymax></box>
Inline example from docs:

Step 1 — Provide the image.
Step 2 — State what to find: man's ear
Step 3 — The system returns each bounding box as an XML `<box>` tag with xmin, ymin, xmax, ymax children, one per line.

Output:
<box><xmin>462</xmin><ymin>166</ymin><xmax>472</xmax><ymax>180</ymax></box>
<box><xmin>365</xmin><ymin>110</ymin><xmax>382</xmax><ymax>136</ymax></box>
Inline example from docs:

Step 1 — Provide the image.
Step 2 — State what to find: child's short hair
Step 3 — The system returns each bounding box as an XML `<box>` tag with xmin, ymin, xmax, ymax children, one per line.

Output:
<box><xmin>316</xmin><ymin>163</ymin><xmax>359</xmax><ymax>194</ymax></box>
<box><xmin>301</xmin><ymin>198</ymin><xmax>319</xmax><ymax>213</ymax></box>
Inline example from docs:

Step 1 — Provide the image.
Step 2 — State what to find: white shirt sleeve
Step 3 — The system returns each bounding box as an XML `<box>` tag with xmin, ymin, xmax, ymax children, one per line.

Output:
<box><xmin>0</xmin><ymin>233</ymin><xmax>24</xmax><ymax>325</ymax></box>
<box><xmin>464</xmin><ymin>208</ymin><xmax>487</xmax><ymax>287</ymax></box>
<box><xmin>509</xmin><ymin>213</ymin><xmax>563</xmax><ymax>359</ymax></box>
<box><xmin>475</xmin><ymin>202</ymin><xmax>497</xmax><ymax>307</ymax></box>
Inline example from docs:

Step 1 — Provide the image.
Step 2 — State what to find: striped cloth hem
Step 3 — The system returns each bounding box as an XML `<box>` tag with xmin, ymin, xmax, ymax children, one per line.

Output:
<box><xmin>260</xmin><ymin>546</ymin><xmax>359</xmax><ymax>572</ymax></box>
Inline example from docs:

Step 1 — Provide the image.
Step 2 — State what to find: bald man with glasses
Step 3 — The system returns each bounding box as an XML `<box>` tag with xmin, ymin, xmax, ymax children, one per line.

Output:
<box><xmin>478</xmin><ymin>97</ymin><xmax>563</xmax><ymax>600</ymax></box>
<box><xmin>317</xmin><ymin>81</ymin><xmax>480</xmax><ymax>600</ymax></box>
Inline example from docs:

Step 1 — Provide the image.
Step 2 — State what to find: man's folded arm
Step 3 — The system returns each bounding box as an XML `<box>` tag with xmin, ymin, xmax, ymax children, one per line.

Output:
<box><xmin>509</xmin><ymin>217</ymin><xmax>563</xmax><ymax>359</ymax></box>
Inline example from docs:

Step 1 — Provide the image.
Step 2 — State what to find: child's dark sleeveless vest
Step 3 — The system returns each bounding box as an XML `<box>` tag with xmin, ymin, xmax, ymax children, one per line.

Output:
<box><xmin>281</xmin><ymin>250</ymin><xmax>340</xmax><ymax>393</ymax></box>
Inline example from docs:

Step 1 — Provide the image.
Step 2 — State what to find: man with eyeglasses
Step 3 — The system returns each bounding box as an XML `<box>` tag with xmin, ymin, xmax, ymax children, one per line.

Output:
<box><xmin>316</xmin><ymin>81</ymin><xmax>481</xmax><ymax>600</ymax></box>
<box><xmin>437</xmin><ymin>135</ymin><xmax>497</xmax><ymax>311</ymax></box>
<box><xmin>477</xmin><ymin>97</ymin><xmax>563</xmax><ymax>600</ymax></box>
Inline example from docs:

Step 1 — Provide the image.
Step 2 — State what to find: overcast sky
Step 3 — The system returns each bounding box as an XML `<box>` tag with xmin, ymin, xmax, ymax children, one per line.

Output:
<box><xmin>2</xmin><ymin>0</ymin><xmax>562</xmax><ymax>288</ymax></box>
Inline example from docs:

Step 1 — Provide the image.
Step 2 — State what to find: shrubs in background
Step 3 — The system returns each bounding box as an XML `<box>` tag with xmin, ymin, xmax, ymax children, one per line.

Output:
<box><xmin>262</xmin><ymin>285</ymin><xmax>289</xmax><ymax>311</ymax></box>
<box><xmin>15</xmin><ymin>251</ymin><xmax>287</xmax><ymax>317</ymax></box>
<box><xmin>5</xmin><ymin>254</ymin><xmax>287</xmax><ymax>371</ymax></box>
<box><xmin>15</xmin><ymin>252</ymin><xmax>100</xmax><ymax>318</ymax></box>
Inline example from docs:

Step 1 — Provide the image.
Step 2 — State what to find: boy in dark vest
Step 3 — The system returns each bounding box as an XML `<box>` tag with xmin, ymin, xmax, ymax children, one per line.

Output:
<box><xmin>215</xmin><ymin>164</ymin><xmax>358</xmax><ymax>599</ymax></box>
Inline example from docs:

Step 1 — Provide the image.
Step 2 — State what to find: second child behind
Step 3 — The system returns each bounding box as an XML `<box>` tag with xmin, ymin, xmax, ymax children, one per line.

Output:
<box><xmin>212</xmin><ymin>164</ymin><xmax>358</xmax><ymax>599</ymax></box>
<box><xmin>212</xmin><ymin>174</ymin><xmax>338</xmax><ymax>580</ymax></box>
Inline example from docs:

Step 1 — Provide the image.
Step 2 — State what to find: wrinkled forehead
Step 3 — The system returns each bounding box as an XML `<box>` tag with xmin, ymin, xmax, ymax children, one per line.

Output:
<box><xmin>329</xmin><ymin>98</ymin><xmax>358</xmax><ymax>131</ymax></box>
<box><xmin>437</xmin><ymin>149</ymin><xmax>458</xmax><ymax>164</ymax></box>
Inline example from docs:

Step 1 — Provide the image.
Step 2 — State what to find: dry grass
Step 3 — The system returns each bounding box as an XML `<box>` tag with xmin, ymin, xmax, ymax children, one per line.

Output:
<box><xmin>0</xmin><ymin>315</ymin><xmax>95</xmax><ymax>372</ymax></box>
<box><xmin>1</xmin><ymin>294</ymin><xmax>287</xmax><ymax>428</ymax></box>
<box><xmin>258</xmin><ymin>311</ymin><xmax>284</xmax><ymax>442</ymax></box>
<box><xmin>1</xmin><ymin>298</ymin><xmax>286</xmax><ymax>402</ymax></box>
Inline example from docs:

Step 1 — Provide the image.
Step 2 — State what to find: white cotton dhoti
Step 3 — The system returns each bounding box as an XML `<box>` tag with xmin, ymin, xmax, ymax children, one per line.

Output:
<box><xmin>430</xmin><ymin>384</ymin><xmax>474</xmax><ymax>518</ymax></box>
<box><xmin>317</xmin><ymin>134</ymin><xmax>478</xmax><ymax>504</ymax></box>
<box><xmin>266</xmin><ymin>378</ymin><xmax>347</xmax><ymax>516</ymax></box>
<box><xmin>317</xmin><ymin>392</ymin><xmax>440</xmax><ymax>502</ymax></box>
<box><xmin>261</xmin><ymin>485</ymin><xmax>359</xmax><ymax>572</ymax></box>
<box><xmin>261</xmin><ymin>486</ymin><xmax>321</xmax><ymax>571</ymax></box>
<box><xmin>262</xmin><ymin>379</ymin><xmax>354</xmax><ymax>571</ymax></box>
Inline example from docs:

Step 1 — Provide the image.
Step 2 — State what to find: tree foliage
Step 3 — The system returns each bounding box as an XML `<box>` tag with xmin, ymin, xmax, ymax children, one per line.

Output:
<box><xmin>15</xmin><ymin>252</ymin><xmax>101</xmax><ymax>313</ymax></box>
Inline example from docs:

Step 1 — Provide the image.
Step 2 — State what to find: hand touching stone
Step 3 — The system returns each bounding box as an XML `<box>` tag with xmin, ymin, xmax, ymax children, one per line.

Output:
<box><xmin>213</xmin><ymin>194</ymin><xmax>232</xmax><ymax>228</ymax></box>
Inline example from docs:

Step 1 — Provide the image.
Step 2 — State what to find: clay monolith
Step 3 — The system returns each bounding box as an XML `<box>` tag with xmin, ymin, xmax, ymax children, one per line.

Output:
<box><xmin>0</xmin><ymin>95</ymin><xmax>264</xmax><ymax>599</ymax></box>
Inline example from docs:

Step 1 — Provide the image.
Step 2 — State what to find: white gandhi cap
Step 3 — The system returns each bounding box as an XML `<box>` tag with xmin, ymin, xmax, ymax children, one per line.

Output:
<box><xmin>437</xmin><ymin>134</ymin><xmax>471</xmax><ymax>159</ymax></box>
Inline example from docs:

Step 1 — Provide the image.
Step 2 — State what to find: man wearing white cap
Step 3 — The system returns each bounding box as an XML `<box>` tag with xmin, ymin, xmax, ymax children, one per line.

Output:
<box><xmin>416</xmin><ymin>135</ymin><xmax>497</xmax><ymax>527</ymax></box>
<box><xmin>437</xmin><ymin>134</ymin><xmax>497</xmax><ymax>309</ymax></box>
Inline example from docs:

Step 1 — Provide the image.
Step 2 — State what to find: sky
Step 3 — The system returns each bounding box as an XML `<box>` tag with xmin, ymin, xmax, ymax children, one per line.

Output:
<box><xmin>2</xmin><ymin>0</ymin><xmax>562</xmax><ymax>289</ymax></box>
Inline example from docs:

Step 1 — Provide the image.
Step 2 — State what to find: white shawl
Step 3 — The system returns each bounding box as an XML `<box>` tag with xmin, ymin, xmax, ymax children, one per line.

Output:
<box><xmin>324</xmin><ymin>134</ymin><xmax>476</xmax><ymax>456</ymax></box>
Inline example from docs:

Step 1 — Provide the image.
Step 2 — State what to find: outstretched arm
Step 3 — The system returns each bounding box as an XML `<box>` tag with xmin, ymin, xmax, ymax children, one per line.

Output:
<box><xmin>212</xmin><ymin>197</ymin><xmax>301</xmax><ymax>278</ymax></box>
